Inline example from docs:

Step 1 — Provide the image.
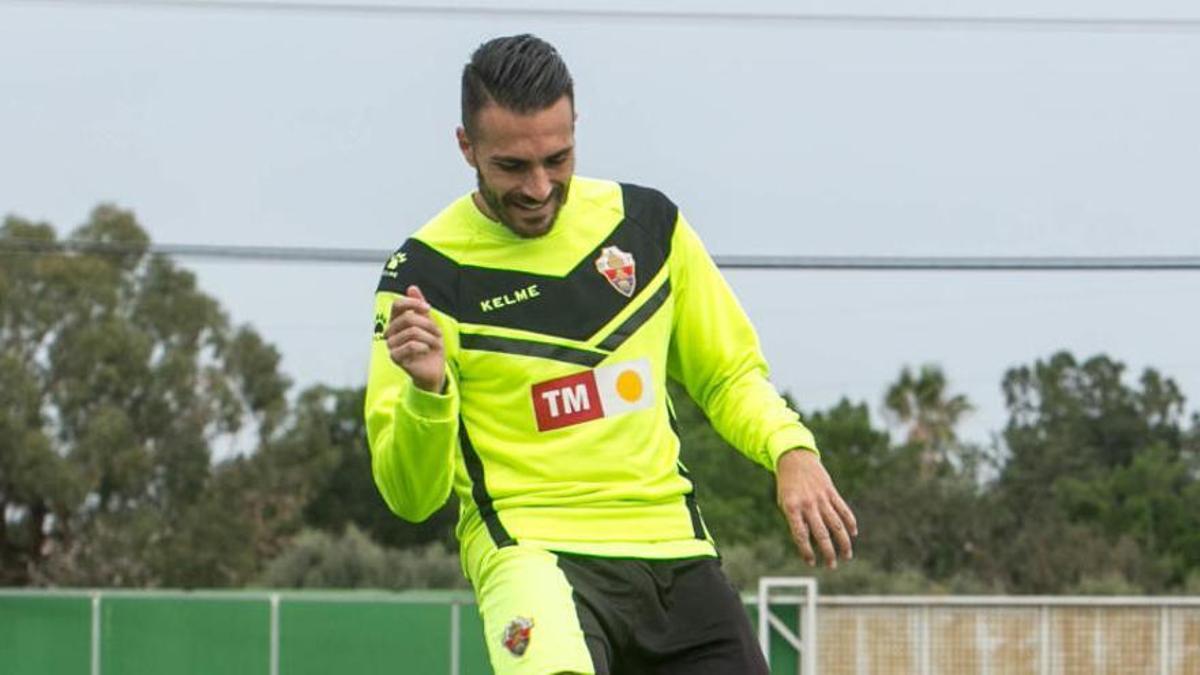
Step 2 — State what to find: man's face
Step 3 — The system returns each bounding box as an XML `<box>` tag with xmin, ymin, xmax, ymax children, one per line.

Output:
<box><xmin>457</xmin><ymin>95</ymin><xmax>575</xmax><ymax>238</ymax></box>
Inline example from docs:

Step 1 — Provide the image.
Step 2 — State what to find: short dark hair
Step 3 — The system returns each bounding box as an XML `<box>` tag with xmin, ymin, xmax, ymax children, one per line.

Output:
<box><xmin>461</xmin><ymin>34</ymin><xmax>574</xmax><ymax>137</ymax></box>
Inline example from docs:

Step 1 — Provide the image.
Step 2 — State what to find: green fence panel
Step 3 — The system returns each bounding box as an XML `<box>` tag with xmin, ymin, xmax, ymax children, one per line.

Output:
<box><xmin>280</xmin><ymin>599</ymin><xmax>451</xmax><ymax>675</ymax></box>
<box><xmin>101</xmin><ymin>595</ymin><xmax>269</xmax><ymax>675</ymax></box>
<box><xmin>745</xmin><ymin>601</ymin><xmax>802</xmax><ymax>674</ymax></box>
<box><xmin>0</xmin><ymin>590</ymin><xmax>814</xmax><ymax>674</ymax></box>
<box><xmin>458</xmin><ymin>604</ymin><xmax>491</xmax><ymax>675</ymax></box>
<box><xmin>0</xmin><ymin>595</ymin><xmax>92</xmax><ymax>675</ymax></box>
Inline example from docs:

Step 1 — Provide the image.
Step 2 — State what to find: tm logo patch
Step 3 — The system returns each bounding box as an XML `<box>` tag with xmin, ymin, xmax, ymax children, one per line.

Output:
<box><xmin>531</xmin><ymin>358</ymin><xmax>654</xmax><ymax>431</ymax></box>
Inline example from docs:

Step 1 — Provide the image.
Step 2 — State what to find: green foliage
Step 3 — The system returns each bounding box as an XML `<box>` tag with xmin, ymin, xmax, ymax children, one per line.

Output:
<box><xmin>688</xmin><ymin>353</ymin><xmax>1200</xmax><ymax>595</ymax></box>
<box><xmin>720</xmin><ymin>537</ymin><xmax>996</xmax><ymax>595</ymax></box>
<box><xmin>988</xmin><ymin>351</ymin><xmax>1200</xmax><ymax>593</ymax></box>
<box><xmin>259</xmin><ymin>526</ymin><xmax>467</xmax><ymax>590</ymax></box>
<box><xmin>670</xmin><ymin>380</ymin><xmax>779</xmax><ymax>547</ymax></box>
<box><xmin>299</xmin><ymin>386</ymin><xmax>458</xmax><ymax>549</ymax></box>
<box><xmin>884</xmin><ymin>364</ymin><xmax>972</xmax><ymax>456</ymax></box>
<box><xmin>8</xmin><ymin>206</ymin><xmax>1200</xmax><ymax>595</ymax></box>
<box><xmin>800</xmin><ymin>398</ymin><xmax>890</xmax><ymax>504</ymax></box>
<box><xmin>0</xmin><ymin>207</ymin><xmax>320</xmax><ymax>587</ymax></box>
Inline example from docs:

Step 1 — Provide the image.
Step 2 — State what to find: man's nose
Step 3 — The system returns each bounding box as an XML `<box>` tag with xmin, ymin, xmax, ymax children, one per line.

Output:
<box><xmin>523</xmin><ymin>166</ymin><xmax>553</xmax><ymax>202</ymax></box>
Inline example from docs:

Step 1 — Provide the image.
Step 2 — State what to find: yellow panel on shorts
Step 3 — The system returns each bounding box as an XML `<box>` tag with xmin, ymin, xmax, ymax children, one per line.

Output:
<box><xmin>475</xmin><ymin>546</ymin><xmax>596</xmax><ymax>675</ymax></box>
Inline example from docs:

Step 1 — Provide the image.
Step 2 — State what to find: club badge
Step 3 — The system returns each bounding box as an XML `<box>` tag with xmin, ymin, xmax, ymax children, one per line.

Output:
<box><xmin>595</xmin><ymin>245</ymin><xmax>636</xmax><ymax>297</ymax></box>
<box><xmin>502</xmin><ymin>616</ymin><xmax>534</xmax><ymax>657</ymax></box>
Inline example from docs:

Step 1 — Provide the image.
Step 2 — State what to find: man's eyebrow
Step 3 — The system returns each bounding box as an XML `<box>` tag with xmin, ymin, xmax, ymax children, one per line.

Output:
<box><xmin>491</xmin><ymin>146</ymin><xmax>574</xmax><ymax>164</ymax></box>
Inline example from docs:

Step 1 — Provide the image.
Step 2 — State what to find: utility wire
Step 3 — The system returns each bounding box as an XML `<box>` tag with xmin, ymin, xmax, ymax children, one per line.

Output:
<box><xmin>3</xmin><ymin>238</ymin><xmax>1199</xmax><ymax>271</ymax></box>
<box><xmin>7</xmin><ymin>0</ymin><xmax>1200</xmax><ymax>33</ymax></box>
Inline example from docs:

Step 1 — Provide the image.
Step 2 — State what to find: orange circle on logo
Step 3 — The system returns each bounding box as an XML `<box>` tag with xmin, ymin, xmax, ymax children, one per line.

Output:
<box><xmin>616</xmin><ymin>370</ymin><xmax>643</xmax><ymax>402</ymax></box>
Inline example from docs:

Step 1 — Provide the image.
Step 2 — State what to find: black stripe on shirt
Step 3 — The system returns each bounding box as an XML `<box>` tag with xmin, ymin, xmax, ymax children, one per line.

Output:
<box><xmin>459</xmin><ymin>422</ymin><xmax>515</xmax><ymax>548</ymax></box>
<box><xmin>448</xmin><ymin>183</ymin><xmax>678</xmax><ymax>341</ymax></box>
<box><xmin>376</xmin><ymin>238</ymin><xmax>460</xmax><ymax>316</ymax></box>
<box><xmin>460</xmin><ymin>334</ymin><xmax>607</xmax><ymax>368</ymax></box>
<box><xmin>669</xmin><ymin>405</ymin><xmax>707</xmax><ymax>541</ymax></box>
<box><xmin>596</xmin><ymin>280</ymin><xmax>671</xmax><ymax>352</ymax></box>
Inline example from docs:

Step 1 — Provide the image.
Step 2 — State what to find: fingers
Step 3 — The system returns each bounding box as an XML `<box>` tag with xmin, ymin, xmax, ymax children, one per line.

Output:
<box><xmin>782</xmin><ymin>493</ymin><xmax>857</xmax><ymax>569</ymax></box>
<box><xmin>391</xmin><ymin>339</ymin><xmax>434</xmax><ymax>362</ymax></box>
<box><xmin>786</xmin><ymin>510</ymin><xmax>816</xmax><ymax>567</ymax></box>
<box><xmin>386</xmin><ymin>310</ymin><xmax>442</xmax><ymax>341</ymax></box>
<box><xmin>387</xmin><ymin>288</ymin><xmax>442</xmax><ymax>349</ymax></box>
<box><xmin>385</xmin><ymin>288</ymin><xmax>443</xmax><ymax>365</ymax></box>
<box><xmin>805</xmin><ymin>505</ymin><xmax>837</xmax><ymax>569</ymax></box>
<box><xmin>821</xmin><ymin>501</ymin><xmax>854</xmax><ymax>563</ymax></box>
<box><xmin>387</xmin><ymin>325</ymin><xmax>442</xmax><ymax>360</ymax></box>
<box><xmin>833</xmin><ymin>493</ymin><xmax>859</xmax><ymax>539</ymax></box>
<box><xmin>390</xmin><ymin>286</ymin><xmax>431</xmax><ymax>321</ymax></box>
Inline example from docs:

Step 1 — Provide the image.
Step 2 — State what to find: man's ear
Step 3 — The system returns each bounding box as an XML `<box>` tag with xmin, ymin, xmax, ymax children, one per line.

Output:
<box><xmin>456</xmin><ymin>126</ymin><xmax>476</xmax><ymax>168</ymax></box>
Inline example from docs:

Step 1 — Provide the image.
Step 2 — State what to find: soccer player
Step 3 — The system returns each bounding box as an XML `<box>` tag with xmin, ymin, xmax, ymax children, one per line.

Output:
<box><xmin>366</xmin><ymin>34</ymin><xmax>857</xmax><ymax>675</ymax></box>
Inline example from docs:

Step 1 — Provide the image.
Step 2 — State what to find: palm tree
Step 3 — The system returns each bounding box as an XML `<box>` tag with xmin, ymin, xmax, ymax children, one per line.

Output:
<box><xmin>884</xmin><ymin>364</ymin><xmax>973</xmax><ymax>472</ymax></box>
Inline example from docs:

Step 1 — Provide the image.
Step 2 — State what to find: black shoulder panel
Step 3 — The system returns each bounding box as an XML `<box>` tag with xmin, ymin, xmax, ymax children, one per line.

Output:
<box><xmin>453</xmin><ymin>184</ymin><xmax>678</xmax><ymax>341</ymax></box>
<box><xmin>375</xmin><ymin>238</ymin><xmax>460</xmax><ymax>318</ymax></box>
<box><xmin>619</xmin><ymin>182</ymin><xmax>679</xmax><ymax>255</ymax></box>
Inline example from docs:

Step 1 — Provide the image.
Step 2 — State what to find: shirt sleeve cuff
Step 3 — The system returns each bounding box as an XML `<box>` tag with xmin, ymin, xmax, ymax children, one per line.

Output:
<box><xmin>766</xmin><ymin>427</ymin><xmax>820</xmax><ymax>471</ymax></box>
<box><xmin>401</xmin><ymin>371</ymin><xmax>457</xmax><ymax>422</ymax></box>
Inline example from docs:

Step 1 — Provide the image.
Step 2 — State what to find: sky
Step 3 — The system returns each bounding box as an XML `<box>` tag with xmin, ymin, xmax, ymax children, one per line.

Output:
<box><xmin>2</xmin><ymin>0</ymin><xmax>1199</xmax><ymax>447</ymax></box>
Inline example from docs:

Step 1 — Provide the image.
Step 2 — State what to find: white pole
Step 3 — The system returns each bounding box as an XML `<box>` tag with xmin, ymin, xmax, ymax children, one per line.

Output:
<box><xmin>920</xmin><ymin>605</ymin><xmax>931</xmax><ymax>675</ymax></box>
<box><xmin>1159</xmin><ymin>605</ymin><xmax>1170</xmax><ymax>675</ymax></box>
<box><xmin>804</xmin><ymin>580</ymin><xmax>817</xmax><ymax>675</ymax></box>
<box><xmin>91</xmin><ymin>592</ymin><xmax>101</xmax><ymax>675</ymax></box>
<box><xmin>1040</xmin><ymin>605</ymin><xmax>1051</xmax><ymax>675</ymax></box>
<box><xmin>757</xmin><ymin>578</ymin><xmax>771</xmax><ymax>666</ymax></box>
<box><xmin>269</xmin><ymin>594</ymin><xmax>280</xmax><ymax>675</ymax></box>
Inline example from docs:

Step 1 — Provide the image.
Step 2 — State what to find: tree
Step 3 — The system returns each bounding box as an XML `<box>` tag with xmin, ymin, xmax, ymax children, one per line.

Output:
<box><xmin>298</xmin><ymin>385</ymin><xmax>458</xmax><ymax>549</ymax></box>
<box><xmin>0</xmin><ymin>206</ymin><xmax>300</xmax><ymax>586</ymax></box>
<box><xmin>670</xmin><ymin>381</ymin><xmax>779</xmax><ymax>547</ymax></box>
<box><xmin>802</xmin><ymin>398</ymin><xmax>891</xmax><ymax>503</ymax></box>
<box><xmin>884</xmin><ymin>364</ymin><xmax>973</xmax><ymax>472</ymax></box>
<box><xmin>988</xmin><ymin>351</ymin><xmax>1199</xmax><ymax>592</ymax></box>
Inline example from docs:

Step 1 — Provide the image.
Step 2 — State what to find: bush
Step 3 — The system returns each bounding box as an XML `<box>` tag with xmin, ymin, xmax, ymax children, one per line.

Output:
<box><xmin>720</xmin><ymin>538</ymin><xmax>995</xmax><ymax>595</ymax></box>
<box><xmin>259</xmin><ymin>525</ymin><xmax>468</xmax><ymax>589</ymax></box>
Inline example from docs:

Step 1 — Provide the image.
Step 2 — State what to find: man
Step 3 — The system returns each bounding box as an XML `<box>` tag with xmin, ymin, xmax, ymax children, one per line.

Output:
<box><xmin>366</xmin><ymin>34</ymin><xmax>856</xmax><ymax>675</ymax></box>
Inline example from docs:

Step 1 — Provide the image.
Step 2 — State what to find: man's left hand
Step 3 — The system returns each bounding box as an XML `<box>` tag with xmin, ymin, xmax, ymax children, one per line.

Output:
<box><xmin>776</xmin><ymin>450</ymin><xmax>857</xmax><ymax>569</ymax></box>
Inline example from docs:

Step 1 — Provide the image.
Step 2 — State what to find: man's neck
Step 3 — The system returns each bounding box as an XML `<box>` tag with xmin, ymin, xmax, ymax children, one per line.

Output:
<box><xmin>471</xmin><ymin>191</ymin><xmax>499</xmax><ymax>222</ymax></box>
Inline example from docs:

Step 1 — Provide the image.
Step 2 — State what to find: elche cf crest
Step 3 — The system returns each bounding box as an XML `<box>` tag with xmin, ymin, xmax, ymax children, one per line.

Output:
<box><xmin>502</xmin><ymin>616</ymin><xmax>534</xmax><ymax>657</ymax></box>
<box><xmin>595</xmin><ymin>245</ymin><xmax>636</xmax><ymax>297</ymax></box>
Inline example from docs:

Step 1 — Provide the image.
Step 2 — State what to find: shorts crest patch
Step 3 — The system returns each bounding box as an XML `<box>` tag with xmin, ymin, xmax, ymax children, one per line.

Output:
<box><xmin>502</xmin><ymin>616</ymin><xmax>534</xmax><ymax>656</ymax></box>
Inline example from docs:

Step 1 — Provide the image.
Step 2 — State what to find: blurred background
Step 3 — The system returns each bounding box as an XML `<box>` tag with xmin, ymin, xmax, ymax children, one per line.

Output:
<box><xmin>3</xmin><ymin>1</ymin><xmax>1200</xmax><ymax>672</ymax></box>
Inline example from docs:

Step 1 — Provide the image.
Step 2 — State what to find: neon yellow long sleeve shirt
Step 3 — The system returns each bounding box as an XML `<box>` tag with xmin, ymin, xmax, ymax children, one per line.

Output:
<box><xmin>365</xmin><ymin>177</ymin><xmax>817</xmax><ymax>573</ymax></box>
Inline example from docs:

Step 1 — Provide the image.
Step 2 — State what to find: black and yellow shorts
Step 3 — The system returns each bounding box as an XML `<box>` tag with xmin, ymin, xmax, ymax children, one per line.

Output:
<box><xmin>474</xmin><ymin>546</ymin><xmax>768</xmax><ymax>675</ymax></box>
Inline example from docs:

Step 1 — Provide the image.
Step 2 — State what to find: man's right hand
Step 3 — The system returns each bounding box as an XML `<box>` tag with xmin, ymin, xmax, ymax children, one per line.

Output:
<box><xmin>385</xmin><ymin>285</ymin><xmax>446</xmax><ymax>393</ymax></box>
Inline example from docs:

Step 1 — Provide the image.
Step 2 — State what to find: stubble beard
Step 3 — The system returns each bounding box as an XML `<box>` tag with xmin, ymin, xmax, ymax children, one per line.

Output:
<box><xmin>476</xmin><ymin>170</ymin><xmax>570</xmax><ymax>239</ymax></box>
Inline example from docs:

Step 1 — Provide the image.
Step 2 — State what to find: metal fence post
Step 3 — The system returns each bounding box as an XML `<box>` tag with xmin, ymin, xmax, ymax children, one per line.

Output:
<box><xmin>1160</xmin><ymin>605</ymin><xmax>1170</xmax><ymax>675</ymax></box>
<box><xmin>920</xmin><ymin>604</ymin><xmax>931</xmax><ymax>675</ymax></box>
<box><xmin>1040</xmin><ymin>604</ymin><xmax>1051</xmax><ymax>675</ymax></box>
<box><xmin>269</xmin><ymin>594</ymin><xmax>280</xmax><ymax>675</ymax></box>
<box><xmin>91</xmin><ymin>591</ymin><xmax>101</xmax><ymax>675</ymax></box>
<box><xmin>757</xmin><ymin>577</ymin><xmax>818</xmax><ymax>674</ymax></box>
<box><xmin>804</xmin><ymin>581</ymin><xmax>817</xmax><ymax>675</ymax></box>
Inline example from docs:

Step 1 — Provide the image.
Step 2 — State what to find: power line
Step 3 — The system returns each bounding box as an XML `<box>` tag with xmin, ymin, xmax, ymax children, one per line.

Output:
<box><xmin>713</xmin><ymin>255</ymin><xmax>1200</xmax><ymax>271</ymax></box>
<box><xmin>3</xmin><ymin>238</ymin><xmax>1199</xmax><ymax>271</ymax></box>
<box><xmin>8</xmin><ymin>0</ymin><xmax>1200</xmax><ymax>33</ymax></box>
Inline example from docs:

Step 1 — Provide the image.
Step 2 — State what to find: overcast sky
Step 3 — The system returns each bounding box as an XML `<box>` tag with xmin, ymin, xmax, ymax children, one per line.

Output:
<box><xmin>3</xmin><ymin>0</ymin><xmax>1199</xmax><ymax>447</ymax></box>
